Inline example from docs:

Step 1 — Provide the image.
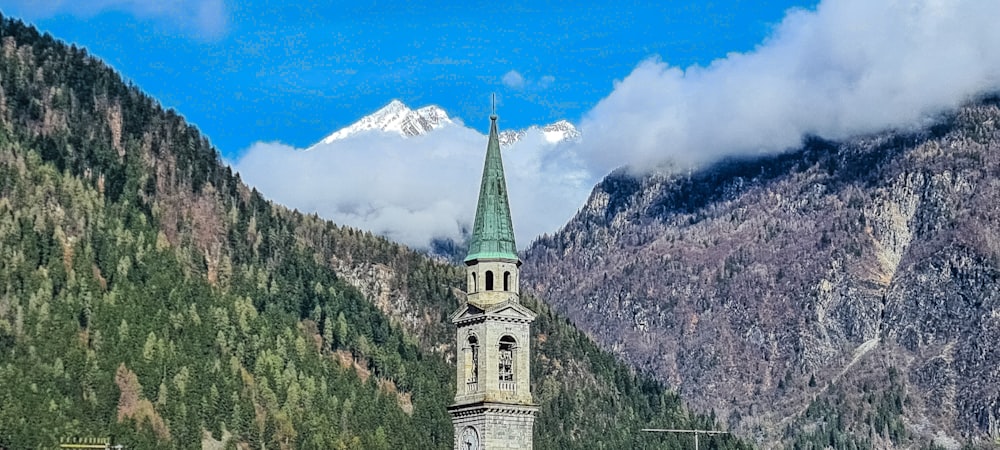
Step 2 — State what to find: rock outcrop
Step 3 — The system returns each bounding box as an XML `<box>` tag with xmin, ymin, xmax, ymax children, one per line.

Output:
<box><xmin>522</xmin><ymin>98</ymin><xmax>1000</xmax><ymax>447</ymax></box>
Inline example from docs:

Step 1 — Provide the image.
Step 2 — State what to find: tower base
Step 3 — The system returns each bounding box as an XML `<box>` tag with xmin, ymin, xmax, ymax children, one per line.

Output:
<box><xmin>449</xmin><ymin>402</ymin><xmax>538</xmax><ymax>450</ymax></box>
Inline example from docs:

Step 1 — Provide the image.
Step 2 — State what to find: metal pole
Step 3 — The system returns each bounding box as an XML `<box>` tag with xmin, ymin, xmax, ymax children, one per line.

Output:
<box><xmin>641</xmin><ymin>428</ymin><xmax>728</xmax><ymax>449</ymax></box>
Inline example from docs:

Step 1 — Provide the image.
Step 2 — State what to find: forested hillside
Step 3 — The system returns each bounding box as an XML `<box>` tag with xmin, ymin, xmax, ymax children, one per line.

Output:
<box><xmin>0</xmin><ymin>15</ymin><xmax>748</xmax><ymax>449</ymax></box>
<box><xmin>522</xmin><ymin>96</ymin><xmax>1000</xmax><ymax>448</ymax></box>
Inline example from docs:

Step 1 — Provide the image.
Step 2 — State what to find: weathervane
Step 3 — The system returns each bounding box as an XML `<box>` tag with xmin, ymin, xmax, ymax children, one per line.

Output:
<box><xmin>491</xmin><ymin>93</ymin><xmax>497</xmax><ymax>118</ymax></box>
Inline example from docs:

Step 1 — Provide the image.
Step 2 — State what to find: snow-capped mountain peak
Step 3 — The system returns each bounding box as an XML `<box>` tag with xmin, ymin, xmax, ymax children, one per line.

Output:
<box><xmin>311</xmin><ymin>100</ymin><xmax>579</xmax><ymax>149</ymax></box>
<box><xmin>541</xmin><ymin>120</ymin><xmax>581</xmax><ymax>144</ymax></box>
<box><xmin>499</xmin><ymin>120</ymin><xmax>580</xmax><ymax>148</ymax></box>
<box><xmin>498</xmin><ymin>129</ymin><xmax>528</xmax><ymax>147</ymax></box>
<box><xmin>314</xmin><ymin>100</ymin><xmax>453</xmax><ymax>146</ymax></box>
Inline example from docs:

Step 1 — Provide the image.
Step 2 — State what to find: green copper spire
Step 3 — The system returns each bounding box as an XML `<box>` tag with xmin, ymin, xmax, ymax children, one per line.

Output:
<box><xmin>465</xmin><ymin>113</ymin><xmax>518</xmax><ymax>263</ymax></box>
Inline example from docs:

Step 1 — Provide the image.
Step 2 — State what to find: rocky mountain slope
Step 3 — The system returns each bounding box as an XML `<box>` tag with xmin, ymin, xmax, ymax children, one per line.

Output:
<box><xmin>522</xmin><ymin>98</ymin><xmax>1000</xmax><ymax>448</ymax></box>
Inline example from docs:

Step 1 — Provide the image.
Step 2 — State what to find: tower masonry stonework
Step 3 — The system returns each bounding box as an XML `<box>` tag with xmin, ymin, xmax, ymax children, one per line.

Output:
<box><xmin>448</xmin><ymin>113</ymin><xmax>537</xmax><ymax>450</ymax></box>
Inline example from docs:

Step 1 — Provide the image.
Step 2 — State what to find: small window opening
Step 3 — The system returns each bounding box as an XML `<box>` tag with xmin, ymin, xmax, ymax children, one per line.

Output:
<box><xmin>498</xmin><ymin>336</ymin><xmax>515</xmax><ymax>386</ymax></box>
<box><xmin>503</xmin><ymin>271</ymin><xmax>511</xmax><ymax>291</ymax></box>
<box><xmin>485</xmin><ymin>271</ymin><xmax>494</xmax><ymax>291</ymax></box>
<box><xmin>471</xmin><ymin>272</ymin><xmax>477</xmax><ymax>293</ymax></box>
<box><xmin>466</xmin><ymin>336</ymin><xmax>479</xmax><ymax>384</ymax></box>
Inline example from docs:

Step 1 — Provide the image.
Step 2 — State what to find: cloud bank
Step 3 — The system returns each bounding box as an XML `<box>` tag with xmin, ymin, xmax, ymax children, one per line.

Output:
<box><xmin>579</xmin><ymin>0</ymin><xmax>1000</xmax><ymax>174</ymax></box>
<box><xmin>232</xmin><ymin>126</ymin><xmax>590</xmax><ymax>250</ymax></box>
<box><xmin>235</xmin><ymin>0</ymin><xmax>1000</xmax><ymax>251</ymax></box>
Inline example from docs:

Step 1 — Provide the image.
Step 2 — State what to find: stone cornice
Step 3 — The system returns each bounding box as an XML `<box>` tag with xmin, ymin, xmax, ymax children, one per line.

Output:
<box><xmin>448</xmin><ymin>401</ymin><xmax>539</xmax><ymax>418</ymax></box>
<box><xmin>451</xmin><ymin>298</ymin><xmax>537</xmax><ymax>325</ymax></box>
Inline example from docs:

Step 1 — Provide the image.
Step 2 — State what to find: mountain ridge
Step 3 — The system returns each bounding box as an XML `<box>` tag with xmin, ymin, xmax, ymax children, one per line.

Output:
<box><xmin>521</xmin><ymin>97</ymin><xmax>1000</xmax><ymax>448</ymax></box>
<box><xmin>312</xmin><ymin>99</ymin><xmax>580</xmax><ymax>148</ymax></box>
<box><xmin>312</xmin><ymin>99</ymin><xmax>454</xmax><ymax>146</ymax></box>
<box><xmin>499</xmin><ymin>119</ymin><xmax>581</xmax><ymax>148</ymax></box>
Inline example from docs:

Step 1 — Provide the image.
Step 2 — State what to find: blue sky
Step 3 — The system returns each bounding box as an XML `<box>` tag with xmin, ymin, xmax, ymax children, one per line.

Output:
<box><xmin>0</xmin><ymin>0</ymin><xmax>815</xmax><ymax>158</ymax></box>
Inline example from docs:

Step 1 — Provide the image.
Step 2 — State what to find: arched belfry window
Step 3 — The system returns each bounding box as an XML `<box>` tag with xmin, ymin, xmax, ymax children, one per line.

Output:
<box><xmin>471</xmin><ymin>272</ymin><xmax>477</xmax><ymax>293</ymax></box>
<box><xmin>465</xmin><ymin>336</ymin><xmax>479</xmax><ymax>392</ymax></box>
<box><xmin>498</xmin><ymin>336</ymin><xmax>516</xmax><ymax>391</ymax></box>
<box><xmin>485</xmin><ymin>271</ymin><xmax>494</xmax><ymax>291</ymax></box>
<box><xmin>503</xmin><ymin>271</ymin><xmax>511</xmax><ymax>291</ymax></box>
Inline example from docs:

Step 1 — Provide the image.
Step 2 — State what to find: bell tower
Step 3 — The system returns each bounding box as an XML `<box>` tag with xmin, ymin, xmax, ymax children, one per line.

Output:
<box><xmin>449</xmin><ymin>111</ymin><xmax>537</xmax><ymax>450</ymax></box>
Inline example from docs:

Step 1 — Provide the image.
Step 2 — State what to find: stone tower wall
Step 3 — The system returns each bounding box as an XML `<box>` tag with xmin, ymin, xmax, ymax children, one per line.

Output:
<box><xmin>466</xmin><ymin>259</ymin><xmax>520</xmax><ymax>304</ymax></box>
<box><xmin>454</xmin><ymin>320</ymin><xmax>533</xmax><ymax>406</ymax></box>
<box><xmin>452</xmin><ymin>405</ymin><xmax>536</xmax><ymax>450</ymax></box>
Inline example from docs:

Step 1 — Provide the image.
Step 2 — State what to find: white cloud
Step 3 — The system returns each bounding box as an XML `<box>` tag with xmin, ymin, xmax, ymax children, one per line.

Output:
<box><xmin>502</xmin><ymin>70</ymin><xmax>526</xmax><ymax>90</ymax></box>
<box><xmin>579</xmin><ymin>0</ymin><xmax>1000</xmax><ymax>175</ymax></box>
<box><xmin>502</xmin><ymin>70</ymin><xmax>556</xmax><ymax>91</ymax></box>
<box><xmin>232</xmin><ymin>126</ymin><xmax>591</xmax><ymax>250</ymax></box>
<box><xmin>1</xmin><ymin>0</ymin><xmax>229</xmax><ymax>39</ymax></box>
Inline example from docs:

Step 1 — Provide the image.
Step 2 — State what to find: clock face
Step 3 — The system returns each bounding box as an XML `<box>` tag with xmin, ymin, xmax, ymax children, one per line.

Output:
<box><xmin>461</xmin><ymin>426</ymin><xmax>480</xmax><ymax>450</ymax></box>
